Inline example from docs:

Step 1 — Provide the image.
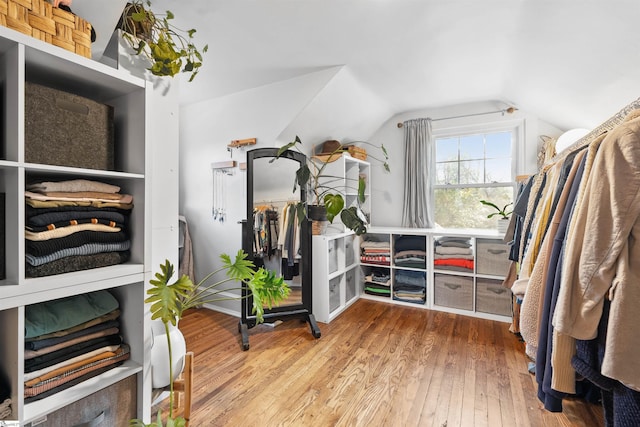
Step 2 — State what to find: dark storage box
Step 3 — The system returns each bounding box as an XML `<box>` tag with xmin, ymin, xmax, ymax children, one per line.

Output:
<box><xmin>25</xmin><ymin>82</ymin><xmax>115</xmax><ymax>170</ymax></box>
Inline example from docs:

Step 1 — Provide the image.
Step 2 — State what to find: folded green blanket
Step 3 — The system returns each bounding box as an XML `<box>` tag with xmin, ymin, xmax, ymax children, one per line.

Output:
<box><xmin>25</xmin><ymin>290</ymin><xmax>119</xmax><ymax>339</ymax></box>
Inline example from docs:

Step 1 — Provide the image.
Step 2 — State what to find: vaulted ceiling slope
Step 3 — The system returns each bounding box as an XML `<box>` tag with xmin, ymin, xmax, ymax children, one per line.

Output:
<box><xmin>130</xmin><ymin>1</ymin><xmax>640</xmax><ymax>132</ymax></box>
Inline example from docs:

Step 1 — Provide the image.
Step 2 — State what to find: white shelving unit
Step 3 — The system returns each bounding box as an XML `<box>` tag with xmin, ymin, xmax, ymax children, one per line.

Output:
<box><xmin>358</xmin><ymin>227</ymin><xmax>513</xmax><ymax>323</ymax></box>
<box><xmin>0</xmin><ymin>26</ymin><xmax>161</xmax><ymax>425</ymax></box>
<box><xmin>314</xmin><ymin>154</ymin><xmax>371</xmax><ymax>228</ymax></box>
<box><xmin>312</xmin><ymin>231</ymin><xmax>360</xmax><ymax>323</ymax></box>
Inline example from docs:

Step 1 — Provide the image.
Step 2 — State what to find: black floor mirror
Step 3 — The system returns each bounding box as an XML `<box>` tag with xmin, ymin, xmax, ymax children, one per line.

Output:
<box><xmin>240</xmin><ymin>147</ymin><xmax>321</xmax><ymax>350</ymax></box>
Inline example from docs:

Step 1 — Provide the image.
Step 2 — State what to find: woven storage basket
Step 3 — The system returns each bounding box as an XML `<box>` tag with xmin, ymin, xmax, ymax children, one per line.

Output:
<box><xmin>347</xmin><ymin>146</ymin><xmax>367</xmax><ymax>161</ymax></box>
<box><xmin>0</xmin><ymin>0</ymin><xmax>91</xmax><ymax>58</ymax></box>
<box><xmin>312</xmin><ymin>220</ymin><xmax>328</xmax><ymax>235</ymax></box>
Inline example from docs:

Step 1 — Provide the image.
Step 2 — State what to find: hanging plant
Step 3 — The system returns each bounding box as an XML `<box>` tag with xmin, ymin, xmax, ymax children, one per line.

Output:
<box><xmin>118</xmin><ymin>1</ymin><xmax>208</xmax><ymax>81</ymax></box>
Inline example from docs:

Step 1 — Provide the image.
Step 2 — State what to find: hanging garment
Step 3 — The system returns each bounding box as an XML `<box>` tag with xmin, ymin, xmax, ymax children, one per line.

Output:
<box><xmin>572</xmin><ymin>299</ymin><xmax>640</xmax><ymax>427</ymax></box>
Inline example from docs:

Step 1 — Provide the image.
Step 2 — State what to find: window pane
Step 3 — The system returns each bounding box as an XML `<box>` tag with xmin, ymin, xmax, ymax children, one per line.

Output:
<box><xmin>485</xmin><ymin>158</ymin><xmax>512</xmax><ymax>183</ymax></box>
<box><xmin>436</xmin><ymin>138</ymin><xmax>458</xmax><ymax>162</ymax></box>
<box><xmin>459</xmin><ymin>134</ymin><xmax>484</xmax><ymax>160</ymax></box>
<box><xmin>436</xmin><ymin>161</ymin><xmax>458</xmax><ymax>185</ymax></box>
<box><xmin>485</xmin><ymin>132</ymin><xmax>512</xmax><ymax>158</ymax></box>
<box><xmin>434</xmin><ymin>186</ymin><xmax>514</xmax><ymax>229</ymax></box>
<box><xmin>458</xmin><ymin>160</ymin><xmax>483</xmax><ymax>184</ymax></box>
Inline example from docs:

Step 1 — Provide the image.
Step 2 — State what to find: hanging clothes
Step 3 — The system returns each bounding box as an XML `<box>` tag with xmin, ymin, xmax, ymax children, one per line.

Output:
<box><xmin>553</xmin><ymin>110</ymin><xmax>640</xmax><ymax>393</ymax></box>
<box><xmin>534</xmin><ymin>148</ymin><xmax>588</xmax><ymax>411</ymax></box>
<box><xmin>253</xmin><ymin>205</ymin><xmax>279</xmax><ymax>259</ymax></box>
<box><xmin>512</xmin><ymin>108</ymin><xmax>640</xmax><ymax>422</ymax></box>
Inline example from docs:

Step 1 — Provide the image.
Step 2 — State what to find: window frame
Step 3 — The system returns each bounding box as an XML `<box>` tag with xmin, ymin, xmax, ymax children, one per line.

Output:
<box><xmin>430</xmin><ymin>119</ymin><xmax>524</xmax><ymax>229</ymax></box>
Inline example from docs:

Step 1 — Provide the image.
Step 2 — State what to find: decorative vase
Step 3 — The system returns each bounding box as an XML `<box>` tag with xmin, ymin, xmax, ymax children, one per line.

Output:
<box><xmin>150</xmin><ymin>319</ymin><xmax>187</xmax><ymax>389</ymax></box>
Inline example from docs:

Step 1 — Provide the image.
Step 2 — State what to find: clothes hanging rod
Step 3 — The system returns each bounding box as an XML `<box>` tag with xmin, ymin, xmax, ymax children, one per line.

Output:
<box><xmin>396</xmin><ymin>106</ymin><xmax>518</xmax><ymax>128</ymax></box>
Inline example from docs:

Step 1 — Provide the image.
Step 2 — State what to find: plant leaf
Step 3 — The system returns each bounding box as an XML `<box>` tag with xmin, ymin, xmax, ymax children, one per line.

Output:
<box><xmin>341</xmin><ymin>207</ymin><xmax>367</xmax><ymax>235</ymax></box>
<box><xmin>381</xmin><ymin>144</ymin><xmax>388</xmax><ymax>159</ymax></box>
<box><xmin>294</xmin><ymin>164</ymin><xmax>311</xmax><ymax>193</ymax></box>
<box><xmin>221</xmin><ymin>250</ymin><xmax>255</xmax><ymax>281</ymax></box>
<box><xmin>357</xmin><ymin>177</ymin><xmax>366</xmax><ymax>204</ymax></box>
<box><xmin>275</xmin><ymin>136</ymin><xmax>301</xmax><ymax>158</ymax></box>
<box><xmin>245</xmin><ymin>268</ymin><xmax>289</xmax><ymax>322</ymax></box>
<box><xmin>145</xmin><ymin>260</ymin><xmax>193</xmax><ymax>326</ymax></box>
<box><xmin>480</xmin><ymin>199</ymin><xmax>501</xmax><ymax>211</ymax></box>
<box><xmin>324</xmin><ymin>193</ymin><xmax>344</xmax><ymax>223</ymax></box>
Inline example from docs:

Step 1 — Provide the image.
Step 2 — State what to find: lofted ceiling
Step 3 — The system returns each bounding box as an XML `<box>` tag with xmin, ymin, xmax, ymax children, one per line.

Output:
<box><xmin>81</xmin><ymin>0</ymin><xmax>640</xmax><ymax>133</ymax></box>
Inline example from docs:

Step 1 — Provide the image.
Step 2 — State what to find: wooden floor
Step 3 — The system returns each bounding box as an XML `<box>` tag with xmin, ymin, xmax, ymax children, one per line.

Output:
<box><xmin>178</xmin><ymin>299</ymin><xmax>604</xmax><ymax>427</ymax></box>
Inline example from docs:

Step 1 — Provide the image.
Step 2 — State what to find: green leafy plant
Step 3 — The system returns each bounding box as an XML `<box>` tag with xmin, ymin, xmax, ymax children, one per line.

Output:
<box><xmin>480</xmin><ymin>200</ymin><xmax>513</xmax><ymax>220</ymax></box>
<box><xmin>130</xmin><ymin>250</ymin><xmax>289</xmax><ymax>426</ymax></box>
<box><xmin>119</xmin><ymin>1</ymin><xmax>208</xmax><ymax>81</ymax></box>
<box><xmin>274</xmin><ymin>136</ymin><xmax>390</xmax><ymax>236</ymax></box>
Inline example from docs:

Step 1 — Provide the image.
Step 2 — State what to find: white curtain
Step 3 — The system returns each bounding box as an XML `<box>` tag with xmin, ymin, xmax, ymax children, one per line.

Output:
<box><xmin>402</xmin><ymin>118</ymin><xmax>434</xmax><ymax>228</ymax></box>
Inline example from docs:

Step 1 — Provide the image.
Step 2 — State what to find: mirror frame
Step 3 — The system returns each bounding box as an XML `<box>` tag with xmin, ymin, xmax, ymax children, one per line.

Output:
<box><xmin>240</xmin><ymin>148</ymin><xmax>320</xmax><ymax>349</ymax></box>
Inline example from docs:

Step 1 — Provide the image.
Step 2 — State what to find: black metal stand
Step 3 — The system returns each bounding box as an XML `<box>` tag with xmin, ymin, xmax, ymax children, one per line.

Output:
<box><xmin>238</xmin><ymin>309</ymin><xmax>321</xmax><ymax>351</ymax></box>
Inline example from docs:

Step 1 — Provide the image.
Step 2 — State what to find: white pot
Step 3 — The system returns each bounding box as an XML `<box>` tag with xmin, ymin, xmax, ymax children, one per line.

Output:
<box><xmin>150</xmin><ymin>319</ymin><xmax>187</xmax><ymax>389</ymax></box>
<box><xmin>101</xmin><ymin>30</ymin><xmax>155</xmax><ymax>80</ymax></box>
<box><xmin>497</xmin><ymin>218</ymin><xmax>510</xmax><ymax>234</ymax></box>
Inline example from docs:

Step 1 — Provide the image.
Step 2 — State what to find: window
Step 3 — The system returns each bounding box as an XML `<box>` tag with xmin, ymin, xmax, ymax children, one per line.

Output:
<box><xmin>433</xmin><ymin>128</ymin><xmax>516</xmax><ymax>229</ymax></box>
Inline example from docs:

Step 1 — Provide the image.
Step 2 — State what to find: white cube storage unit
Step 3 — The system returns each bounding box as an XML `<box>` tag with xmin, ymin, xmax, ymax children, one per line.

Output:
<box><xmin>312</xmin><ymin>232</ymin><xmax>360</xmax><ymax>323</ymax></box>
<box><xmin>356</xmin><ymin>228</ymin><xmax>513</xmax><ymax>322</ymax></box>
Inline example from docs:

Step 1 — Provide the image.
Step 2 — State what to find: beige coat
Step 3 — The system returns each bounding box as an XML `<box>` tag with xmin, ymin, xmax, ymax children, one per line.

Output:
<box><xmin>553</xmin><ymin>110</ymin><xmax>640</xmax><ymax>392</ymax></box>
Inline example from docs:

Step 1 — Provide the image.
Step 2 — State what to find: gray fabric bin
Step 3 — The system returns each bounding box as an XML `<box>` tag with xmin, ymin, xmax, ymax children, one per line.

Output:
<box><xmin>434</xmin><ymin>274</ymin><xmax>473</xmax><ymax>310</ymax></box>
<box><xmin>476</xmin><ymin>238</ymin><xmax>511</xmax><ymax>276</ymax></box>
<box><xmin>476</xmin><ymin>278</ymin><xmax>512</xmax><ymax>316</ymax></box>
<box><xmin>25</xmin><ymin>82</ymin><xmax>115</xmax><ymax>170</ymax></box>
<box><xmin>24</xmin><ymin>375</ymin><xmax>136</xmax><ymax>427</ymax></box>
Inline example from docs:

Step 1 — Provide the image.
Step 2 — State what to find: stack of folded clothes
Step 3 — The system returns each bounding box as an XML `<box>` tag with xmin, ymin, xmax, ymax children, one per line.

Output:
<box><xmin>23</xmin><ymin>290</ymin><xmax>130</xmax><ymax>402</ymax></box>
<box><xmin>363</xmin><ymin>268</ymin><xmax>391</xmax><ymax>297</ymax></box>
<box><xmin>433</xmin><ymin>236</ymin><xmax>474</xmax><ymax>272</ymax></box>
<box><xmin>393</xmin><ymin>270</ymin><xmax>426</xmax><ymax>304</ymax></box>
<box><xmin>393</xmin><ymin>235</ymin><xmax>426</xmax><ymax>269</ymax></box>
<box><xmin>360</xmin><ymin>240</ymin><xmax>391</xmax><ymax>266</ymax></box>
<box><xmin>25</xmin><ymin>179</ymin><xmax>133</xmax><ymax>277</ymax></box>
<box><xmin>0</xmin><ymin>374</ymin><xmax>10</xmax><ymax>420</ymax></box>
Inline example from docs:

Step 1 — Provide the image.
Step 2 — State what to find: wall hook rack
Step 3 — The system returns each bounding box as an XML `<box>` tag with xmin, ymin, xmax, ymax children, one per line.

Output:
<box><xmin>227</xmin><ymin>138</ymin><xmax>257</xmax><ymax>148</ymax></box>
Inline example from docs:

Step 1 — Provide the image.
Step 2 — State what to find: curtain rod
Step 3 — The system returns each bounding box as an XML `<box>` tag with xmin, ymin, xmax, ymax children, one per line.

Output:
<box><xmin>396</xmin><ymin>106</ymin><xmax>518</xmax><ymax>128</ymax></box>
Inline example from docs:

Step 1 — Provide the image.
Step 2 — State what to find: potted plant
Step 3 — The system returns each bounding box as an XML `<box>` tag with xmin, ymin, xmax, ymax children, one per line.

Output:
<box><xmin>480</xmin><ymin>199</ymin><xmax>513</xmax><ymax>233</ymax></box>
<box><xmin>130</xmin><ymin>250</ymin><xmax>289</xmax><ymax>427</ymax></box>
<box><xmin>118</xmin><ymin>1</ymin><xmax>208</xmax><ymax>81</ymax></box>
<box><xmin>274</xmin><ymin>136</ymin><xmax>390</xmax><ymax>236</ymax></box>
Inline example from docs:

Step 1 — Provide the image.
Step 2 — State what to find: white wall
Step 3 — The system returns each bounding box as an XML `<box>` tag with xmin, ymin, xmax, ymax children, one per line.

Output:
<box><xmin>277</xmin><ymin>66</ymin><xmax>393</xmax><ymax>147</ymax></box>
<box><xmin>178</xmin><ymin>68</ymin><xmax>340</xmax><ymax>314</ymax></box>
<box><xmin>367</xmin><ymin>101</ymin><xmax>563</xmax><ymax>227</ymax></box>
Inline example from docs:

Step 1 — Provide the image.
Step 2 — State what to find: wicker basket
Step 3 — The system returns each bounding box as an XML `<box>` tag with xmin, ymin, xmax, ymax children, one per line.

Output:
<box><xmin>0</xmin><ymin>0</ymin><xmax>91</xmax><ymax>58</ymax></box>
<box><xmin>312</xmin><ymin>220</ymin><xmax>328</xmax><ymax>235</ymax></box>
<box><xmin>346</xmin><ymin>145</ymin><xmax>367</xmax><ymax>161</ymax></box>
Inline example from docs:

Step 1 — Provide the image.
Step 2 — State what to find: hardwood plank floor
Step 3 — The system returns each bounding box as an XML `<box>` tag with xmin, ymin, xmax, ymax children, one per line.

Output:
<box><xmin>178</xmin><ymin>299</ymin><xmax>604</xmax><ymax>427</ymax></box>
